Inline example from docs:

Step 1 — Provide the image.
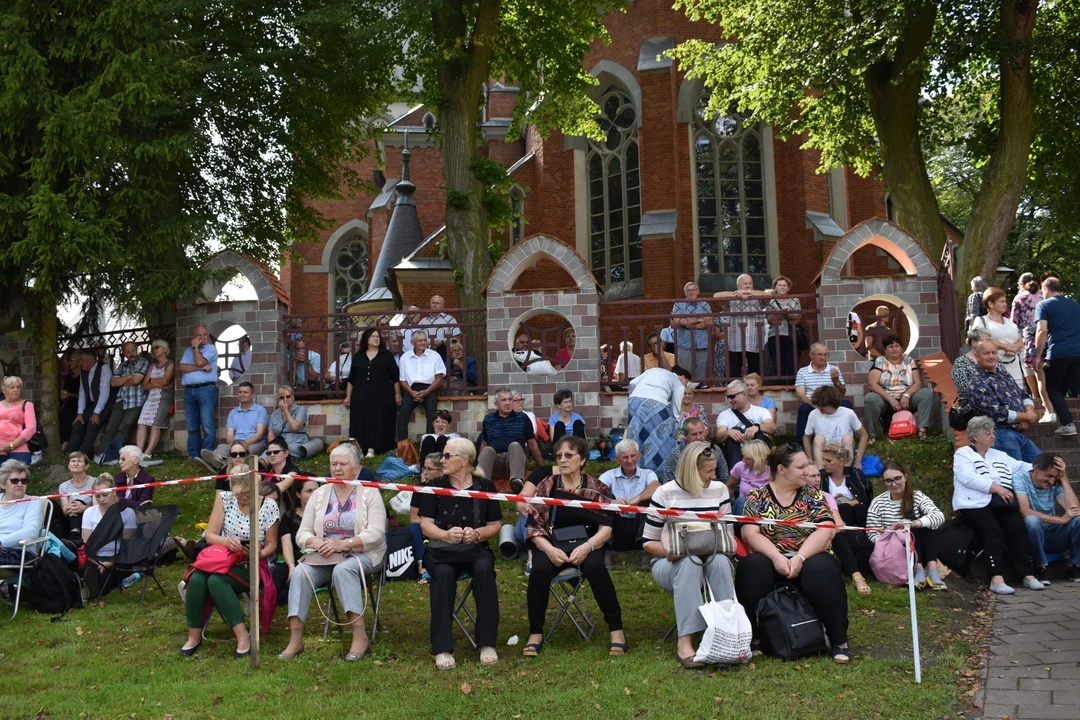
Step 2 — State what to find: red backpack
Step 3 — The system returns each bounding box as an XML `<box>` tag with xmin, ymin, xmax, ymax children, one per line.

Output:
<box><xmin>888</xmin><ymin>410</ymin><xmax>918</xmax><ymax>440</ymax></box>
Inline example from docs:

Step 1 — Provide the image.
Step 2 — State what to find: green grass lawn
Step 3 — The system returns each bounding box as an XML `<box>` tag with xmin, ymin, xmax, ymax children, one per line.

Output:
<box><xmin>1</xmin><ymin>437</ymin><xmax>982</xmax><ymax>720</ymax></box>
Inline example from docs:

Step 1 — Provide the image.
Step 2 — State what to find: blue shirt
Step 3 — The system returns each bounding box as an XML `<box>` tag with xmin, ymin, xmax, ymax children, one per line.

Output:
<box><xmin>180</xmin><ymin>344</ymin><xmax>219</xmax><ymax>385</ymax></box>
<box><xmin>479</xmin><ymin>410</ymin><xmax>535</xmax><ymax>454</ymax></box>
<box><xmin>294</xmin><ymin>351</ymin><xmax>322</xmax><ymax>386</ymax></box>
<box><xmin>1035</xmin><ymin>295</ymin><xmax>1080</xmax><ymax>360</ymax></box>
<box><xmin>672</xmin><ymin>301</ymin><xmax>711</xmax><ymax>350</ymax></box>
<box><xmin>598</xmin><ymin>465</ymin><xmax>658</xmax><ymax>516</ymax></box>
<box><xmin>1014</xmin><ymin>470</ymin><xmax>1064</xmax><ymax>516</ymax></box>
<box><xmin>547</xmin><ymin>411</ymin><xmax>586</xmax><ymax>430</ymax></box>
<box><xmin>227</xmin><ymin>403</ymin><xmax>269</xmax><ymax>441</ymax></box>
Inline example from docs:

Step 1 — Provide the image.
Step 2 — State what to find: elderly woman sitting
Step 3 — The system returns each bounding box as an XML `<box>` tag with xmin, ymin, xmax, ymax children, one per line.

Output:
<box><xmin>0</xmin><ymin>460</ymin><xmax>43</xmax><ymax>568</ymax></box>
<box><xmin>644</xmin><ymin>441</ymin><xmax>736</xmax><ymax>668</ymax></box>
<box><xmin>180</xmin><ymin>470</ymin><xmax>280</xmax><ymax>657</ymax></box>
<box><xmin>114</xmin><ymin>445</ymin><xmax>155</xmax><ymax>507</ymax></box>
<box><xmin>279</xmin><ymin>443</ymin><xmax>387</xmax><ymax>661</ymax></box>
<box><xmin>267</xmin><ymin>386</ymin><xmax>324</xmax><ymax>460</ymax></box>
<box><xmin>419</xmin><ymin>438</ymin><xmax>503</xmax><ymax>670</ymax></box>
<box><xmin>735</xmin><ymin>444</ymin><xmax>852</xmax><ymax>663</ymax></box>
<box><xmin>954</xmin><ymin>416</ymin><xmax>1043</xmax><ymax>594</ymax></box>
<box><xmin>521</xmin><ymin>435</ymin><xmax>626</xmax><ymax>657</ymax></box>
<box><xmin>865</xmin><ymin>335</ymin><xmax>934</xmax><ymax>441</ymax></box>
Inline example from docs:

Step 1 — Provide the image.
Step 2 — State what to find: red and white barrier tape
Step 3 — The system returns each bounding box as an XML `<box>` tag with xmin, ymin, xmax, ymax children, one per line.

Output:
<box><xmin>9</xmin><ymin>474</ymin><xmax>226</xmax><ymax>503</ymax></box>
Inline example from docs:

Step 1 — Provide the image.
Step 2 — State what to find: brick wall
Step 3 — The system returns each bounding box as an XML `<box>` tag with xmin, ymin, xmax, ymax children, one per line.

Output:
<box><xmin>0</xmin><ymin>333</ymin><xmax>39</xmax><ymax>406</ymax></box>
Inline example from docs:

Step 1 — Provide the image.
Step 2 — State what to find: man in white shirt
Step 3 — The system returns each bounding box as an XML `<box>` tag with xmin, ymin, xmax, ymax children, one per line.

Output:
<box><xmin>614</xmin><ymin>341</ymin><xmax>642</xmax><ymax>386</ymax></box>
<box><xmin>715</xmin><ymin>379</ymin><xmax>776</xmax><ymax>469</ymax></box>
<box><xmin>598</xmin><ymin>439</ymin><xmax>659</xmax><ymax>568</ymax></box>
<box><xmin>324</xmin><ymin>339</ymin><xmax>356</xmax><ymax>389</ymax></box>
<box><xmin>397</xmin><ymin>330</ymin><xmax>446</xmax><ymax>441</ymax></box>
<box><xmin>228</xmin><ymin>336</ymin><xmax>252</xmax><ymax>381</ymax></box>
<box><xmin>68</xmin><ymin>349</ymin><xmax>116</xmax><ymax>456</ymax></box>
<box><xmin>418</xmin><ymin>295</ymin><xmax>461</xmax><ymax>360</ymax></box>
<box><xmin>794</xmin><ymin>343</ymin><xmax>849</xmax><ymax>442</ymax></box>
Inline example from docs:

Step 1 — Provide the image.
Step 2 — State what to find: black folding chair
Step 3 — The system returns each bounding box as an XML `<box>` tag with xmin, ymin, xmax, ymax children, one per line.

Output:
<box><xmin>84</xmin><ymin>504</ymin><xmax>179</xmax><ymax>604</ymax></box>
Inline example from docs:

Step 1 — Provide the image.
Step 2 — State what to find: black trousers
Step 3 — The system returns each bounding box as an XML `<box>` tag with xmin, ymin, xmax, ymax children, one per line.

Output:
<box><xmin>397</xmin><ymin>383</ymin><xmax>438</xmax><ymax>441</ymax></box>
<box><xmin>67</xmin><ymin>417</ymin><xmax>104</xmax><ymax>456</ymax></box>
<box><xmin>551</xmin><ymin>420</ymin><xmax>586</xmax><ymax>443</ymax></box>
<box><xmin>610</xmin><ymin>514</ymin><xmax>645</xmax><ymax>552</ymax></box>
<box><xmin>910</xmin><ymin>527</ymin><xmax>939</xmax><ymax>564</ymax></box>
<box><xmin>832</xmin><ymin>503</ymin><xmax>872</xmax><ymax>577</ymax></box>
<box><xmin>527</xmin><ymin>545</ymin><xmax>622</xmax><ymax>634</ymax></box>
<box><xmin>428</xmin><ymin>550</ymin><xmax>499</xmax><ymax>655</ymax></box>
<box><xmin>1044</xmin><ymin>355</ymin><xmax>1080</xmax><ymax>425</ymax></box>
<box><xmin>728</xmin><ymin>351</ymin><xmax>760</xmax><ymax>378</ymax></box>
<box><xmin>419</xmin><ymin>434</ymin><xmax>450</xmax><ymax>461</ymax></box>
<box><xmin>958</xmin><ymin>503</ymin><xmax>1035</xmax><ymax>578</ymax></box>
<box><xmin>735</xmin><ymin>551</ymin><xmax>848</xmax><ymax>647</ymax></box>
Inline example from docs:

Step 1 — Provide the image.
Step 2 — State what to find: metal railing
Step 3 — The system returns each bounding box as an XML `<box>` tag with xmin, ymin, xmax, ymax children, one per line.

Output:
<box><xmin>60</xmin><ymin>325</ymin><xmax>175</xmax><ymax>367</ymax></box>
<box><xmin>282</xmin><ymin>308</ymin><xmax>489</xmax><ymax>399</ymax></box>
<box><xmin>597</xmin><ymin>294</ymin><xmax>819</xmax><ymax>387</ymax></box>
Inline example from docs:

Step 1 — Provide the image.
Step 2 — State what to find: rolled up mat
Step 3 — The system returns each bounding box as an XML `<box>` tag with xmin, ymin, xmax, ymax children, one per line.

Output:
<box><xmin>498</xmin><ymin>523</ymin><xmax>521</xmax><ymax>560</ymax></box>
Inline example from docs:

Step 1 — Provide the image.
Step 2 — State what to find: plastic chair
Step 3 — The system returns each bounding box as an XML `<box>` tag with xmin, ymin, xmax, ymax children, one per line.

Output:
<box><xmin>0</xmin><ymin>499</ymin><xmax>53</xmax><ymax>621</ymax></box>
<box><xmin>544</xmin><ymin>567</ymin><xmax>595</xmax><ymax>645</ymax></box>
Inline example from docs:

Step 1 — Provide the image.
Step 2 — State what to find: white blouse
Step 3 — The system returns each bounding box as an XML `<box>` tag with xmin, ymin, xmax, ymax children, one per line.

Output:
<box><xmin>952</xmin><ymin>446</ymin><xmax>1030</xmax><ymax>511</ymax></box>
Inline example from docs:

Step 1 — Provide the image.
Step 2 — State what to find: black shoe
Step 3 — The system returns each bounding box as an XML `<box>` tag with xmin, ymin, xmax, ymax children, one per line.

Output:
<box><xmin>235</xmin><ymin>647</ymin><xmax>251</xmax><ymax>659</ymax></box>
<box><xmin>509</xmin><ymin>477</ymin><xmax>524</xmax><ymax>494</ymax></box>
<box><xmin>1035</xmin><ymin>566</ymin><xmax>1052</xmax><ymax>586</ymax></box>
<box><xmin>1067</xmin><ymin>565</ymin><xmax>1080</xmax><ymax>583</ymax></box>
<box><xmin>180</xmin><ymin>641</ymin><xmax>201</xmax><ymax>657</ymax></box>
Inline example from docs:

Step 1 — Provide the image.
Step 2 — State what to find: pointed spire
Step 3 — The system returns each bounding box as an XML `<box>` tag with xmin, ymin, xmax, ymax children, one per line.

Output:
<box><xmin>396</xmin><ymin>130</ymin><xmax>415</xmax><ymax>205</ymax></box>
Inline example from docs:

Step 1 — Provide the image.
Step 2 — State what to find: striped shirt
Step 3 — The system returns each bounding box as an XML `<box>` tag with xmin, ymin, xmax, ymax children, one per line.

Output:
<box><xmin>952</xmin><ymin>446</ymin><xmax>1030</xmax><ymax>511</ymax></box>
<box><xmin>866</xmin><ymin>490</ymin><xmax>945</xmax><ymax>542</ymax></box>
<box><xmin>795</xmin><ymin>363</ymin><xmax>845</xmax><ymax>396</ymax></box>
<box><xmin>642</xmin><ymin>480</ymin><xmax>731</xmax><ymax>552</ymax></box>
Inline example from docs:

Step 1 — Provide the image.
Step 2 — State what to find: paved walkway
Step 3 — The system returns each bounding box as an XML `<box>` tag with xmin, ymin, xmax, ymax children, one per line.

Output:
<box><xmin>979</xmin><ymin>581</ymin><xmax>1080</xmax><ymax>719</ymax></box>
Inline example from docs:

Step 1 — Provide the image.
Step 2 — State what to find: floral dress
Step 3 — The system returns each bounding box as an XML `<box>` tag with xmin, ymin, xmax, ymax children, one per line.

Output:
<box><xmin>676</xmin><ymin>404</ymin><xmax>709</xmax><ymax>442</ymax></box>
<box><xmin>1011</xmin><ymin>290</ymin><xmax>1043</xmax><ymax>366</ymax></box>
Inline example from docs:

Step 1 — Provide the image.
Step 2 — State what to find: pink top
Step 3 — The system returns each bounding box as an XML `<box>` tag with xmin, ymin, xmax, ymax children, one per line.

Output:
<box><xmin>821</xmin><ymin>490</ymin><xmax>839</xmax><ymax>511</ymax></box>
<box><xmin>729</xmin><ymin>461</ymin><xmax>770</xmax><ymax>499</ymax></box>
<box><xmin>554</xmin><ymin>347</ymin><xmax>573</xmax><ymax>368</ymax></box>
<box><xmin>0</xmin><ymin>400</ymin><xmax>35</xmax><ymax>448</ymax></box>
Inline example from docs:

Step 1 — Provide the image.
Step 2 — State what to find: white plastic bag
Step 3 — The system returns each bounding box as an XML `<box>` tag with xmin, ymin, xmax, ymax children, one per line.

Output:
<box><xmin>693</xmin><ymin>581</ymin><xmax>753</xmax><ymax>665</ymax></box>
<box><xmin>389</xmin><ymin>490</ymin><xmax>413</xmax><ymax>514</ymax></box>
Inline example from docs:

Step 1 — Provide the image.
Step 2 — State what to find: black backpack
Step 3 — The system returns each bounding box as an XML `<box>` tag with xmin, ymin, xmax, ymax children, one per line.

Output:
<box><xmin>756</xmin><ymin>583</ymin><xmax>829</xmax><ymax>660</ymax></box>
<box><xmin>30</xmin><ymin>554</ymin><xmax>83</xmax><ymax>617</ymax></box>
<box><xmin>936</xmin><ymin>518</ymin><xmax>980</xmax><ymax>575</ymax></box>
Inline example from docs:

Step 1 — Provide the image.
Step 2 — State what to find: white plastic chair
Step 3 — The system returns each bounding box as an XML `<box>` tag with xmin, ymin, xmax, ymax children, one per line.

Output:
<box><xmin>0</xmin><ymin>498</ymin><xmax>53</xmax><ymax>621</ymax></box>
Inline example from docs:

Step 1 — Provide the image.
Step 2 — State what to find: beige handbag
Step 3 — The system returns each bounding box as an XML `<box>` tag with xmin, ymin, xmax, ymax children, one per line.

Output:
<box><xmin>666</xmin><ymin>520</ymin><xmax>736</xmax><ymax>563</ymax></box>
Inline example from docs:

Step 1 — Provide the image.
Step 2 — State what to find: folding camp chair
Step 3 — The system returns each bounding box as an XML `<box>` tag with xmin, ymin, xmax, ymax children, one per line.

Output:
<box><xmin>0</xmin><ymin>499</ymin><xmax>52</xmax><ymax>621</ymax></box>
<box><xmin>84</xmin><ymin>504</ymin><xmax>179</xmax><ymax>604</ymax></box>
<box><xmin>544</xmin><ymin>567</ymin><xmax>595</xmax><ymax>645</ymax></box>
<box><xmin>453</xmin><ymin>572</ymin><xmax>478</xmax><ymax>649</ymax></box>
<box><xmin>321</xmin><ymin>554</ymin><xmax>386</xmax><ymax>645</ymax></box>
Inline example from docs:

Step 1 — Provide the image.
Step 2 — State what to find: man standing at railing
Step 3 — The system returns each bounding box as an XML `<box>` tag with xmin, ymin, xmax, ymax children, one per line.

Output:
<box><xmin>96</xmin><ymin>342</ymin><xmax>149</xmax><ymax>460</ymax></box>
<box><xmin>418</xmin><ymin>295</ymin><xmax>460</xmax><ymax>362</ymax></box>
<box><xmin>671</xmin><ymin>281</ymin><xmax>712</xmax><ymax>385</ymax></box>
<box><xmin>292</xmin><ymin>339</ymin><xmax>321</xmax><ymax>391</ymax></box>
<box><xmin>715</xmin><ymin>274</ymin><xmax>767</xmax><ymax>378</ymax></box>
<box><xmin>68</xmin><ymin>349</ymin><xmax>116</xmax><ymax>457</ymax></box>
<box><xmin>178</xmin><ymin>325</ymin><xmax>218</xmax><ymax>462</ymax></box>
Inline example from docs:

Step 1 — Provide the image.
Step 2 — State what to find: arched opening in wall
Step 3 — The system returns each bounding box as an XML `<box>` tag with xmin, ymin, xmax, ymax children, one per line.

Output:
<box><xmin>509</xmin><ymin>310</ymin><xmax>575</xmax><ymax>375</ymax></box>
<box><xmin>847</xmin><ymin>294</ymin><xmax>920</xmax><ymax>358</ymax></box>
<box><xmin>207</xmin><ymin>320</ymin><xmax>252</xmax><ymax>385</ymax></box>
<box><xmin>214</xmin><ymin>272</ymin><xmax>258</xmax><ymax>302</ymax></box>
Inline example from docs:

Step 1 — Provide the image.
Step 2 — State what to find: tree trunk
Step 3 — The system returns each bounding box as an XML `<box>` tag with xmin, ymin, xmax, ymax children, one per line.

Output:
<box><xmin>961</xmin><ymin>0</ymin><xmax>1038</xmax><ymax>285</ymax></box>
<box><xmin>433</xmin><ymin>0</ymin><xmax>500</xmax><ymax>312</ymax></box>
<box><xmin>862</xmin><ymin>2</ymin><xmax>947</xmax><ymax>259</ymax></box>
<box><xmin>27</xmin><ymin>293</ymin><xmax>61</xmax><ymax>461</ymax></box>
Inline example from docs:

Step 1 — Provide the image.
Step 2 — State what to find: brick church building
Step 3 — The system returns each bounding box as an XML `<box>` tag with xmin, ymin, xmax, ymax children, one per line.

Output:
<box><xmin>281</xmin><ymin>0</ymin><xmax>910</xmax><ymax>321</ymax></box>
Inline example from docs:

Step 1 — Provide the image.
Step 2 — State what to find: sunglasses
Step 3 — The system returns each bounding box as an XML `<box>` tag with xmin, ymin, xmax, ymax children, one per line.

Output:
<box><xmin>726</xmin><ymin>391</ymin><xmax>744</xmax><ymax>400</ymax></box>
<box><xmin>441</xmin><ymin>453</ymin><xmax>463</xmax><ymax>460</ymax></box>
<box><xmin>266</xmin><ymin>449</ymin><xmax>285</xmax><ymax>456</ymax></box>
<box><xmin>230</xmin><ymin>451</ymin><xmax>249</xmax><ymax>458</ymax></box>
<box><xmin>554</xmin><ymin>452</ymin><xmax>579</xmax><ymax>460</ymax></box>
<box><xmin>6</xmin><ymin>477</ymin><xmax>29</xmax><ymax>485</ymax></box>
<box><xmin>700</xmin><ymin>447</ymin><xmax>716</xmax><ymax>459</ymax></box>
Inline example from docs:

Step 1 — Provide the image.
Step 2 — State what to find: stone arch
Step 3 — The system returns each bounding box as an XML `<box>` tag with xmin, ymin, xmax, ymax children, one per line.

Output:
<box><xmin>588</xmin><ymin>60</ymin><xmax>642</xmax><ymax>128</ymax></box>
<box><xmin>306</xmin><ymin>218</ymin><xmax>370</xmax><ymax>273</ymax></box>
<box><xmin>201</xmin><ymin>251</ymin><xmax>284</xmax><ymax>305</ymax></box>
<box><xmin>485</xmin><ymin>234</ymin><xmax>598</xmax><ymax>295</ymax></box>
<box><xmin>819</xmin><ymin>219</ymin><xmax>935</xmax><ymax>283</ymax></box>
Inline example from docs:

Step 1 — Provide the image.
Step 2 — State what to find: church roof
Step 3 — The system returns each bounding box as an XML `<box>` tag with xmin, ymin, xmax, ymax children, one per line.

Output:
<box><xmin>367</xmin><ymin>133</ymin><xmax>423</xmax><ymax>295</ymax></box>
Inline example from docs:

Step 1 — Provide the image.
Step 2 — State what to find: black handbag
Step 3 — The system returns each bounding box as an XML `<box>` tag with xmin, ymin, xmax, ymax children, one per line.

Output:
<box><xmin>756</xmin><ymin>583</ymin><xmax>828</xmax><ymax>660</ymax></box>
<box><xmin>21</xmin><ymin>400</ymin><xmax>47</xmax><ymax>453</ymax></box>
<box><xmin>948</xmin><ymin>401</ymin><xmax>976</xmax><ymax>432</ymax></box>
<box><xmin>731</xmin><ymin>407</ymin><xmax>774</xmax><ymax>448</ymax></box>
<box><xmin>547</xmin><ymin>477</ymin><xmax>593</xmax><ymax>554</ymax></box>
<box><xmin>425</xmin><ymin>498</ymin><xmax>485</xmax><ymax>563</ymax></box>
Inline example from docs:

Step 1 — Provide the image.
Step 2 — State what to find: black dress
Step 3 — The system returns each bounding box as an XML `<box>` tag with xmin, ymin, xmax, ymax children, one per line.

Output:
<box><xmin>59</xmin><ymin>370</ymin><xmax>80</xmax><ymax>443</ymax></box>
<box><xmin>347</xmin><ymin>348</ymin><xmax>399</xmax><ymax>453</ymax></box>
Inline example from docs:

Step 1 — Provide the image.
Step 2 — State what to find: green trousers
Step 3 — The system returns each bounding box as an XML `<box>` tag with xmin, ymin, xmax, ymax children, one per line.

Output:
<box><xmin>185</xmin><ymin>567</ymin><xmax>248</xmax><ymax>628</ymax></box>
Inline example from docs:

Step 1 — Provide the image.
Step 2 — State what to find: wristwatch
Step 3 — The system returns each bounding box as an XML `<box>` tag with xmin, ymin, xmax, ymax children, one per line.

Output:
<box><xmin>347</xmin><ymin>537</ymin><xmax>354</xmax><ymax>548</ymax></box>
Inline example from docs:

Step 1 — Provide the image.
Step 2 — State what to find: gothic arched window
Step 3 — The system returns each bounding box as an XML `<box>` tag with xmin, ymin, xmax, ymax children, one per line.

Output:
<box><xmin>332</xmin><ymin>235</ymin><xmax>369</xmax><ymax>311</ymax></box>
<box><xmin>694</xmin><ymin>96</ymin><xmax>767</xmax><ymax>279</ymax></box>
<box><xmin>588</xmin><ymin>87</ymin><xmax>641</xmax><ymax>287</ymax></box>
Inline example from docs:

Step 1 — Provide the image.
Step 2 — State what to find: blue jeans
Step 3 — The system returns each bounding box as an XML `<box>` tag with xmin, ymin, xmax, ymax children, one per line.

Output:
<box><xmin>184</xmin><ymin>384</ymin><xmax>218</xmax><ymax>458</ymax></box>
<box><xmin>1024</xmin><ymin>514</ymin><xmax>1080</xmax><ymax>566</ymax></box>
<box><xmin>993</xmin><ymin>427</ymin><xmax>1041</xmax><ymax>463</ymax></box>
<box><xmin>0</xmin><ymin>452</ymin><xmax>33</xmax><ymax>465</ymax></box>
<box><xmin>514</xmin><ymin>514</ymin><xmax>528</xmax><ymax>546</ymax></box>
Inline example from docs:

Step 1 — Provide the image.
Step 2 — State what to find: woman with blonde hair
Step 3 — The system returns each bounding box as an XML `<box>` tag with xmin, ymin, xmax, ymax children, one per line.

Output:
<box><xmin>644</xmin><ymin>441</ymin><xmax>736</xmax><ymax>667</ymax></box>
<box><xmin>419</xmin><ymin>438</ymin><xmax>503</xmax><ymax>669</ymax></box>
<box><xmin>136</xmin><ymin>339</ymin><xmax>174</xmax><ymax>460</ymax></box>
<box><xmin>727</xmin><ymin>438</ymin><xmax>771</xmax><ymax>514</ymax></box>
<box><xmin>0</xmin><ymin>376</ymin><xmax>36</xmax><ymax>464</ymax></box>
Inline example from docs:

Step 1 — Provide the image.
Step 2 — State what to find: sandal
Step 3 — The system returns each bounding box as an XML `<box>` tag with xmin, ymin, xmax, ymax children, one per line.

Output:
<box><xmin>344</xmin><ymin>649</ymin><xmax>367</xmax><ymax>662</ymax></box>
<box><xmin>417</xmin><ymin>571</ymin><xmax>430</xmax><ymax>585</ymax></box>
<box><xmin>609</xmin><ymin>642</ymin><xmax>628</xmax><ymax>656</ymax></box>
<box><xmin>832</xmin><ymin>647</ymin><xmax>852</xmax><ymax>664</ymax></box>
<box><xmin>522</xmin><ymin>642</ymin><xmax>543</xmax><ymax>657</ymax></box>
<box><xmin>434</xmin><ymin>652</ymin><xmax>456</xmax><ymax>670</ymax></box>
<box><xmin>678</xmin><ymin>654</ymin><xmax>705</xmax><ymax>668</ymax></box>
<box><xmin>479</xmin><ymin>647</ymin><xmax>498</xmax><ymax>665</ymax></box>
<box><xmin>852</xmin><ymin>574</ymin><xmax>872</xmax><ymax>595</ymax></box>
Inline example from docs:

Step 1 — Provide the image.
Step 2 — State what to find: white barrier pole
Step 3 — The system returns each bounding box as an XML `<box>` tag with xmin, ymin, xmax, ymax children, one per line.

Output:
<box><xmin>905</xmin><ymin>525</ymin><xmax>922</xmax><ymax>684</ymax></box>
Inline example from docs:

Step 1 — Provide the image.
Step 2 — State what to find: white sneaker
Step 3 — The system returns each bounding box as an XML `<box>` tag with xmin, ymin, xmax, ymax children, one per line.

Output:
<box><xmin>990</xmin><ymin>582</ymin><xmax>1015</xmax><ymax>595</ymax></box>
<box><xmin>1039</xmin><ymin>412</ymin><xmax>1057</xmax><ymax>424</ymax></box>
<box><xmin>1023</xmin><ymin>577</ymin><xmax>1046</xmax><ymax>591</ymax></box>
<box><xmin>1055</xmin><ymin>423</ymin><xmax>1077</xmax><ymax>437</ymax></box>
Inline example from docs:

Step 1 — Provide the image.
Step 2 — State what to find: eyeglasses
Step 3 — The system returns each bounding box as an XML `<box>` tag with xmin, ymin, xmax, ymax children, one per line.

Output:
<box><xmin>6</xmin><ymin>477</ymin><xmax>29</xmax><ymax>485</ymax></box>
<box><xmin>230</xmin><ymin>451</ymin><xmax>249</xmax><ymax>458</ymax></box>
<box><xmin>554</xmin><ymin>452</ymin><xmax>579</xmax><ymax>460</ymax></box>
<box><xmin>441</xmin><ymin>453</ymin><xmax>464</xmax><ymax>461</ymax></box>
<box><xmin>266</xmin><ymin>449</ymin><xmax>285</xmax><ymax>457</ymax></box>
<box><xmin>726</xmin><ymin>391</ymin><xmax>744</xmax><ymax>400</ymax></box>
<box><xmin>883</xmin><ymin>475</ymin><xmax>905</xmax><ymax>485</ymax></box>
